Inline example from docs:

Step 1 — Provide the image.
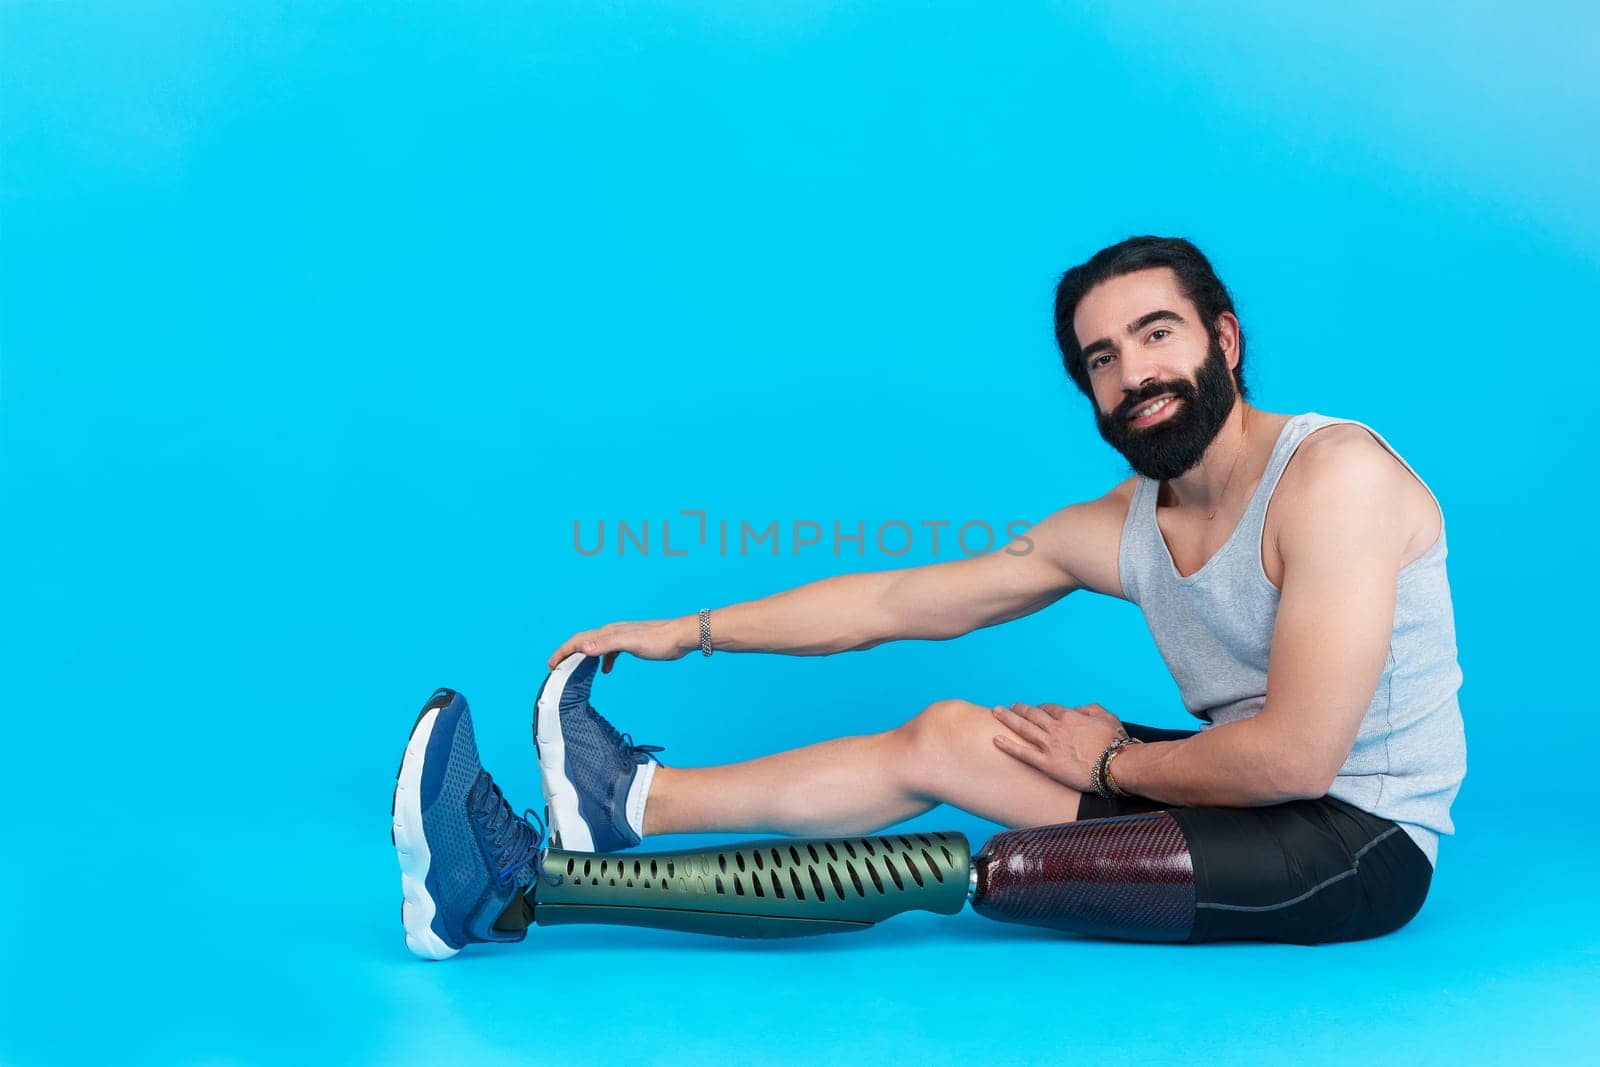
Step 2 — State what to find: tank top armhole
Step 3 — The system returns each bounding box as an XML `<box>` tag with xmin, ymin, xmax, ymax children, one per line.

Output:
<box><xmin>1117</xmin><ymin>476</ymin><xmax>1149</xmax><ymax>604</ymax></box>
<box><xmin>1344</xmin><ymin>421</ymin><xmax>1449</xmax><ymax>550</ymax></box>
<box><xmin>1254</xmin><ymin>414</ymin><xmax>1447</xmax><ymax>594</ymax></box>
<box><xmin>1252</xmin><ymin>413</ymin><xmax>1331</xmax><ymax>595</ymax></box>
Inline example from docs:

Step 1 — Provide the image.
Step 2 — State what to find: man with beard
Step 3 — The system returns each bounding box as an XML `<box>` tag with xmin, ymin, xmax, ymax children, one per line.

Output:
<box><xmin>393</xmin><ymin>236</ymin><xmax>1465</xmax><ymax>954</ymax></box>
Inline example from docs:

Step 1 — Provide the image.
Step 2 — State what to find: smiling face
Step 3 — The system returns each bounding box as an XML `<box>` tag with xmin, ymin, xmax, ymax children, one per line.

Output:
<box><xmin>1072</xmin><ymin>267</ymin><xmax>1242</xmax><ymax>481</ymax></box>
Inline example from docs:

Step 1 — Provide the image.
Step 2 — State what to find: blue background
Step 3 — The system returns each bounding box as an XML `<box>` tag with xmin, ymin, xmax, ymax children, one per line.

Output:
<box><xmin>4</xmin><ymin>2</ymin><xmax>1597</xmax><ymax>1064</ymax></box>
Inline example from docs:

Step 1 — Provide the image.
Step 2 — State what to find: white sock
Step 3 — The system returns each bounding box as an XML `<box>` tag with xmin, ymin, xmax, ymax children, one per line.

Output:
<box><xmin>624</xmin><ymin>760</ymin><xmax>657</xmax><ymax>840</ymax></box>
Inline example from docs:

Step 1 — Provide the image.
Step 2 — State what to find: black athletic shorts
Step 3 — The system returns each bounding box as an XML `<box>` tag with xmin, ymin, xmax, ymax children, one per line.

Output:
<box><xmin>1075</xmin><ymin>721</ymin><xmax>1435</xmax><ymax>944</ymax></box>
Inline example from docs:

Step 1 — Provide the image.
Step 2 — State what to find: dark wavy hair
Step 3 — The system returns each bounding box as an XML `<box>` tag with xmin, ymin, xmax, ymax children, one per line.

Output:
<box><xmin>1053</xmin><ymin>236</ymin><xmax>1249</xmax><ymax>401</ymax></box>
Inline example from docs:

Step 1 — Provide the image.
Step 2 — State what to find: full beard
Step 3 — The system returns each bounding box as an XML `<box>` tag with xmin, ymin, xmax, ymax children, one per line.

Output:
<box><xmin>1095</xmin><ymin>337</ymin><xmax>1238</xmax><ymax>481</ymax></box>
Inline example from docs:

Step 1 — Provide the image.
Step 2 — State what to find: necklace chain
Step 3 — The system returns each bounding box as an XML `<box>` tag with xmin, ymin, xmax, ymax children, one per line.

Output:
<box><xmin>1206</xmin><ymin>407</ymin><xmax>1249</xmax><ymax>521</ymax></box>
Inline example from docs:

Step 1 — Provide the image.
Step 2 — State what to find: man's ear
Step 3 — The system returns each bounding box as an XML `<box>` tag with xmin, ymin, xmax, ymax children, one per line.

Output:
<box><xmin>1215</xmin><ymin>311</ymin><xmax>1242</xmax><ymax>368</ymax></box>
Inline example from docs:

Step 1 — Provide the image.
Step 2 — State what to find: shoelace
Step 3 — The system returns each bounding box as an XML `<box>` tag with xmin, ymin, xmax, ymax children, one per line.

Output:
<box><xmin>590</xmin><ymin>702</ymin><xmax>667</xmax><ymax>766</ymax></box>
<box><xmin>472</xmin><ymin>775</ymin><xmax>563</xmax><ymax>887</ymax></box>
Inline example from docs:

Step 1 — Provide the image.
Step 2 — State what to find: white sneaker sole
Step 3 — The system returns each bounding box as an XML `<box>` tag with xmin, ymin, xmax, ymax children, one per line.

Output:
<box><xmin>534</xmin><ymin>653</ymin><xmax>595</xmax><ymax>852</ymax></box>
<box><xmin>392</xmin><ymin>704</ymin><xmax>460</xmax><ymax>961</ymax></box>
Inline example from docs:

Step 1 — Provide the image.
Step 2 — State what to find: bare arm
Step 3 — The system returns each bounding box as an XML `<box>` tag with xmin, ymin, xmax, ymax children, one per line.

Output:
<box><xmin>545</xmin><ymin>483</ymin><xmax>1134</xmax><ymax>669</ymax></box>
<box><xmin>1108</xmin><ymin>434</ymin><xmax>1411</xmax><ymax>805</ymax></box>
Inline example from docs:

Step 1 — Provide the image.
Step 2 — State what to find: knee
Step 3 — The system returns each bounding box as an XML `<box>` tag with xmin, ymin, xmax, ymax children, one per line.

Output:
<box><xmin>895</xmin><ymin>698</ymin><xmax>991</xmax><ymax>767</ymax></box>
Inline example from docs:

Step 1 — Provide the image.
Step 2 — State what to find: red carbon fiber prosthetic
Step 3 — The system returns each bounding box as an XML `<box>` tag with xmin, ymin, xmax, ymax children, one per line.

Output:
<box><xmin>971</xmin><ymin>812</ymin><xmax>1196</xmax><ymax>942</ymax></box>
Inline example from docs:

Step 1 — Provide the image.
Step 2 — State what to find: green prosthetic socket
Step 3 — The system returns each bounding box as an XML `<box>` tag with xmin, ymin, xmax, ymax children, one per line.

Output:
<box><xmin>532</xmin><ymin>832</ymin><xmax>971</xmax><ymax>938</ymax></box>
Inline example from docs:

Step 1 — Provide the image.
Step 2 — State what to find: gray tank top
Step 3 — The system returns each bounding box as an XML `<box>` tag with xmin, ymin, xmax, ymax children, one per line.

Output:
<box><xmin>1116</xmin><ymin>411</ymin><xmax>1466</xmax><ymax>867</ymax></box>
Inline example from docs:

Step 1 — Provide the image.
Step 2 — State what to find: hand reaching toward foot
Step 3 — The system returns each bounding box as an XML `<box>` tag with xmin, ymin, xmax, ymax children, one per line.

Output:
<box><xmin>547</xmin><ymin>617</ymin><xmax>697</xmax><ymax>673</ymax></box>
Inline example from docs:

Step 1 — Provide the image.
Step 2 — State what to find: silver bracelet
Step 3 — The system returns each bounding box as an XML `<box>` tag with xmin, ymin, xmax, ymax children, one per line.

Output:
<box><xmin>698</xmin><ymin>608</ymin><xmax>712</xmax><ymax>657</ymax></box>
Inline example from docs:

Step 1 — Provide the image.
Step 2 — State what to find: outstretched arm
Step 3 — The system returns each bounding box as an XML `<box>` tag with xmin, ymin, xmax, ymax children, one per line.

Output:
<box><xmin>545</xmin><ymin>487</ymin><xmax>1132</xmax><ymax>670</ymax></box>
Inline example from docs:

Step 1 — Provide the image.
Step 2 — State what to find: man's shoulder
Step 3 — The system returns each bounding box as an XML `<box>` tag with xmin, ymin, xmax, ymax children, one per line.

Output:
<box><xmin>1096</xmin><ymin>473</ymin><xmax>1141</xmax><ymax>506</ymax></box>
<box><xmin>1285</xmin><ymin>418</ymin><xmax>1412</xmax><ymax>496</ymax></box>
<box><xmin>1036</xmin><ymin>475</ymin><xmax>1140</xmax><ymax>538</ymax></box>
<box><xmin>1272</xmin><ymin>416</ymin><xmax>1432</xmax><ymax>558</ymax></box>
<box><xmin>1023</xmin><ymin>476</ymin><xmax>1143</xmax><ymax>599</ymax></box>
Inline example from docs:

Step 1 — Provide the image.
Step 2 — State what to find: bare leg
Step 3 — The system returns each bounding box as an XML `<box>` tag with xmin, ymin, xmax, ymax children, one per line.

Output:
<box><xmin>643</xmin><ymin>699</ymin><xmax>1083</xmax><ymax>837</ymax></box>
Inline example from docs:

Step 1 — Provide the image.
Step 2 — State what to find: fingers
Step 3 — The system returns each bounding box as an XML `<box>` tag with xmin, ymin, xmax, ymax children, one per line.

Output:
<box><xmin>992</xmin><ymin>703</ymin><xmax>1050</xmax><ymax>748</ymax></box>
<box><xmin>548</xmin><ymin>623</ymin><xmax>654</xmax><ymax>671</ymax></box>
<box><xmin>1038</xmin><ymin>701</ymin><xmax>1114</xmax><ymax>725</ymax></box>
<box><xmin>1076</xmin><ymin>702</ymin><xmax>1123</xmax><ymax>729</ymax></box>
<box><xmin>549</xmin><ymin>618</ymin><xmax>691</xmax><ymax>670</ymax></box>
<box><xmin>547</xmin><ymin>629</ymin><xmax>609</xmax><ymax>669</ymax></box>
<box><xmin>547</xmin><ymin>636</ymin><xmax>586</xmax><ymax>669</ymax></box>
<box><xmin>1010</xmin><ymin>702</ymin><xmax>1061</xmax><ymax>730</ymax></box>
<box><xmin>992</xmin><ymin>730</ymin><xmax>1046</xmax><ymax>772</ymax></box>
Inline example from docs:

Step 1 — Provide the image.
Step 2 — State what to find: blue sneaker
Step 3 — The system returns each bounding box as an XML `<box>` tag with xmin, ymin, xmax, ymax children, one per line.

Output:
<box><xmin>534</xmin><ymin>653</ymin><xmax>665</xmax><ymax>852</ymax></box>
<box><xmin>391</xmin><ymin>688</ymin><xmax>559</xmax><ymax>960</ymax></box>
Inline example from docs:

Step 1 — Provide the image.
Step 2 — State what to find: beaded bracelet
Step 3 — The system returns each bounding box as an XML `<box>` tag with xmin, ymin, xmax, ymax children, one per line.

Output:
<box><xmin>1093</xmin><ymin>735</ymin><xmax>1142</xmax><ymax>799</ymax></box>
<box><xmin>698</xmin><ymin>608</ymin><xmax>713</xmax><ymax>657</ymax></box>
<box><xmin>1091</xmin><ymin>736</ymin><xmax>1119</xmax><ymax>798</ymax></box>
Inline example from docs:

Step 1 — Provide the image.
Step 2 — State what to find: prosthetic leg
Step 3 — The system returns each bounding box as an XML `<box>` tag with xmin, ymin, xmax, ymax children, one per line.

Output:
<box><xmin>529</xmin><ymin>831</ymin><xmax>972</xmax><ymax>936</ymax></box>
<box><xmin>971</xmin><ymin>812</ymin><xmax>1194</xmax><ymax>941</ymax></box>
<box><xmin>504</xmin><ymin>812</ymin><xmax>1196</xmax><ymax>943</ymax></box>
